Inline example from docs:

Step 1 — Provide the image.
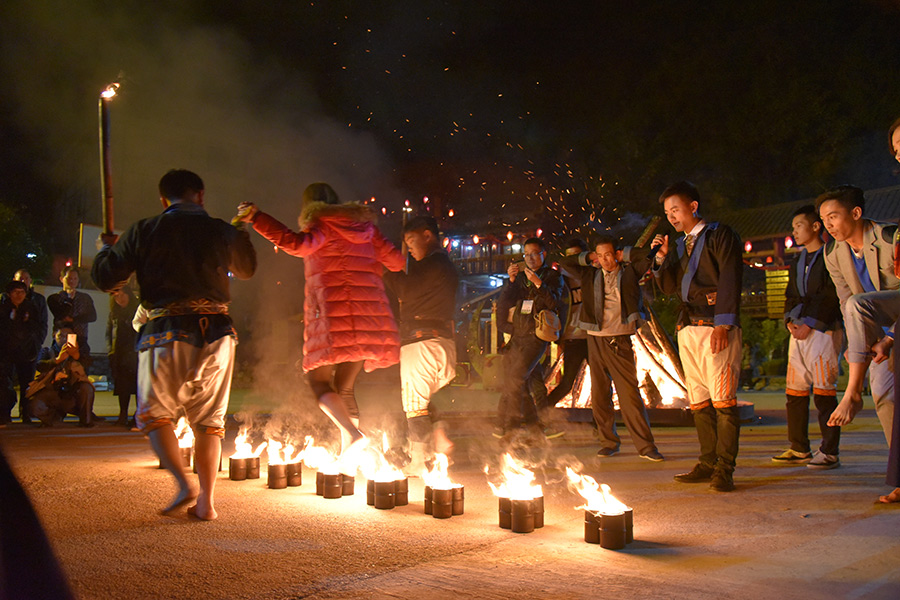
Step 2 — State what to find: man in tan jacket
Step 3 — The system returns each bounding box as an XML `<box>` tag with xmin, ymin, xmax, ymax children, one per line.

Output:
<box><xmin>818</xmin><ymin>185</ymin><xmax>898</xmax><ymax>443</ymax></box>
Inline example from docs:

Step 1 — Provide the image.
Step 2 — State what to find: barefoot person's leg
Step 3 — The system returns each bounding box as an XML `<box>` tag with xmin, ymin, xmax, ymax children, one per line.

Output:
<box><xmin>191</xmin><ymin>431</ymin><xmax>221</xmax><ymax>520</ymax></box>
<box><xmin>149</xmin><ymin>423</ymin><xmax>196</xmax><ymax>514</ymax></box>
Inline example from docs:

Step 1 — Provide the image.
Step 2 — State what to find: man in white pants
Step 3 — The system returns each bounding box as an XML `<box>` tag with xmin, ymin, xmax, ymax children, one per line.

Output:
<box><xmin>93</xmin><ymin>169</ymin><xmax>257</xmax><ymax>521</ymax></box>
<box><xmin>773</xmin><ymin>205</ymin><xmax>843</xmax><ymax>469</ymax></box>
<box><xmin>384</xmin><ymin>216</ymin><xmax>458</xmax><ymax>466</ymax></box>
<box><xmin>652</xmin><ymin>181</ymin><xmax>744</xmax><ymax>492</ymax></box>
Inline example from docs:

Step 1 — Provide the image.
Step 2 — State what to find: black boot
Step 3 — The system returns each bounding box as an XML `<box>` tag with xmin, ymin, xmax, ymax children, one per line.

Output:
<box><xmin>693</xmin><ymin>404</ymin><xmax>718</xmax><ymax>468</ymax></box>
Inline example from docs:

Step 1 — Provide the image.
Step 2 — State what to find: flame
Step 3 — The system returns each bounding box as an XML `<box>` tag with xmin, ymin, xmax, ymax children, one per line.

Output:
<box><xmin>265</xmin><ymin>439</ymin><xmax>304</xmax><ymax>465</ymax></box>
<box><xmin>300</xmin><ymin>436</ymin><xmax>341</xmax><ymax>475</ymax></box>
<box><xmin>485</xmin><ymin>453</ymin><xmax>542</xmax><ymax>500</ymax></box>
<box><xmin>230</xmin><ymin>429</ymin><xmax>266</xmax><ymax>459</ymax></box>
<box><xmin>565</xmin><ymin>467</ymin><xmax>629</xmax><ymax>514</ymax></box>
<box><xmin>100</xmin><ymin>82</ymin><xmax>120</xmax><ymax>99</ymax></box>
<box><xmin>174</xmin><ymin>417</ymin><xmax>194</xmax><ymax>449</ymax></box>
<box><xmin>358</xmin><ymin>432</ymin><xmax>403</xmax><ymax>482</ymax></box>
<box><xmin>422</xmin><ymin>453</ymin><xmax>460</xmax><ymax>490</ymax></box>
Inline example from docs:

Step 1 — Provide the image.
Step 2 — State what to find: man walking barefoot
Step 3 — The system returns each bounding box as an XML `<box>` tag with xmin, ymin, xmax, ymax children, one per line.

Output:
<box><xmin>92</xmin><ymin>169</ymin><xmax>257</xmax><ymax>520</ymax></box>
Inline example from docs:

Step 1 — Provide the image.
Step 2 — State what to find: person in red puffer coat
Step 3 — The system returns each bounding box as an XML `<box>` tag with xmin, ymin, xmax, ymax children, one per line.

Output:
<box><xmin>237</xmin><ymin>183</ymin><xmax>405</xmax><ymax>456</ymax></box>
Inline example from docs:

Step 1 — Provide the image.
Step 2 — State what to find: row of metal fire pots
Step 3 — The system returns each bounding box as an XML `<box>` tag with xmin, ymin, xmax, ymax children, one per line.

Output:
<box><xmin>171</xmin><ymin>421</ymin><xmax>635</xmax><ymax>550</ymax></box>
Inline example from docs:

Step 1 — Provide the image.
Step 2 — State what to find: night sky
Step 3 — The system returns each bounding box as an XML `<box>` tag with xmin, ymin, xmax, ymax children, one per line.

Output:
<box><xmin>2</xmin><ymin>0</ymin><xmax>900</xmax><ymax>261</ymax></box>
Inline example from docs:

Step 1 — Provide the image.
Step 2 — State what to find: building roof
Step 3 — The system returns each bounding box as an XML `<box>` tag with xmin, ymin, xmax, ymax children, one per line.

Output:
<box><xmin>720</xmin><ymin>185</ymin><xmax>900</xmax><ymax>241</ymax></box>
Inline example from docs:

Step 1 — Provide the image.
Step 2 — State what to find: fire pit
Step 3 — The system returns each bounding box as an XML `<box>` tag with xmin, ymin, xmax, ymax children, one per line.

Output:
<box><xmin>487</xmin><ymin>454</ymin><xmax>543</xmax><ymax>533</ymax></box>
<box><xmin>267</xmin><ymin>463</ymin><xmax>287</xmax><ymax>489</ymax></box>
<box><xmin>567</xmin><ymin>468</ymin><xmax>634</xmax><ymax>548</ymax></box>
<box><xmin>367</xmin><ymin>477</ymin><xmax>408</xmax><ymax>510</ymax></box>
<box><xmin>422</xmin><ymin>454</ymin><xmax>464</xmax><ymax>519</ymax></box>
<box><xmin>286</xmin><ymin>462</ymin><xmax>302</xmax><ymax>487</ymax></box>
<box><xmin>228</xmin><ymin>430</ymin><xmax>265</xmax><ymax>481</ymax></box>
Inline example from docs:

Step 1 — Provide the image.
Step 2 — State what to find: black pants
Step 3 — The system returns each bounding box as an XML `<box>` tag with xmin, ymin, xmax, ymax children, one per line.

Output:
<box><xmin>693</xmin><ymin>404</ymin><xmax>741</xmax><ymax>472</ymax></box>
<box><xmin>497</xmin><ymin>335</ymin><xmax>547</xmax><ymax>430</ymax></box>
<box><xmin>587</xmin><ymin>335</ymin><xmax>656</xmax><ymax>454</ymax></box>
<box><xmin>786</xmin><ymin>393</ymin><xmax>840</xmax><ymax>455</ymax></box>
<box><xmin>546</xmin><ymin>338</ymin><xmax>589</xmax><ymax>408</ymax></box>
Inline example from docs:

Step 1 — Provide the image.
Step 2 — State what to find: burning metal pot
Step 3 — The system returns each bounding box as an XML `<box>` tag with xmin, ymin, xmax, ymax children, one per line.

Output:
<box><xmin>229</xmin><ymin>457</ymin><xmax>248</xmax><ymax>481</ymax></box>
<box><xmin>267</xmin><ymin>463</ymin><xmax>287</xmax><ymax>489</ymax></box>
<box><xmin>286</xmin><ymin>462</ymin><xmax>302</xmax><ymax>487</ymax></box>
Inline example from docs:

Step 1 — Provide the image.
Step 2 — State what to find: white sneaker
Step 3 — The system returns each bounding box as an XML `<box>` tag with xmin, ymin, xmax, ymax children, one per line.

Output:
<box><xmin>807</xmin><ymin>450</ymin><xmax>840</xmax><ymax>470</ymax></box>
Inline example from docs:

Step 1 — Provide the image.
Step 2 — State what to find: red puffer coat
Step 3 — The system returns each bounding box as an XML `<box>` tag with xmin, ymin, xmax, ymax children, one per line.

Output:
<box><xmin>252</xmin><ymin>202</ymin><xmax>405</xmax><ymax>372</ymax></box>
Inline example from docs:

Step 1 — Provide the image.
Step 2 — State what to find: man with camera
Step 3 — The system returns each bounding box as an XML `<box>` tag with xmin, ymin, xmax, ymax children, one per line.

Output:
<box><xmin>495</xmin><ymin>237</ymin><xmax>565</xmax><ymax>441</ymax></box>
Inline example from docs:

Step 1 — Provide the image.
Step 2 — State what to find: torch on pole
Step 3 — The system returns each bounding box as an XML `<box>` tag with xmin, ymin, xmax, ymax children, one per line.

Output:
<box><xmin>98</xmin><ymin>81</ymin><xmax>120</xmax><ymax>235</ymax></box>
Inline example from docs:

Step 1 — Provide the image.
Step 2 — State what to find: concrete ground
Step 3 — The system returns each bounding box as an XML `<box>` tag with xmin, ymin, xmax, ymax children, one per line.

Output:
<box><xmin>1</xmin><ymin>386</ymin><xmax>899</xmax><ymax>600</ymax></box>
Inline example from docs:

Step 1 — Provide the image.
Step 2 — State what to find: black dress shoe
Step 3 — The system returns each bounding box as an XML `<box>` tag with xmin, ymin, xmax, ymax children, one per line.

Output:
<box><xmin>709</xmin><ymin>469</ymin><xmax>736</xmax><ymax>492</ymax></box>
<box><xmin>596</xmin><ymin>447</ymin><xmax>619</xmax><ymax>458</ymax></box>
<box><xmin>673</xmin><ymin>463</ymin><xmax>715</xmax><ymax>483</ymax></box>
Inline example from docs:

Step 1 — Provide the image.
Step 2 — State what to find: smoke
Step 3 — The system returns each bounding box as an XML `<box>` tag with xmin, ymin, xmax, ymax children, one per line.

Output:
<box><xmin>0</xmin><ymin>1</ymin><xmax>403</xmax><ymax>424</ymax></box>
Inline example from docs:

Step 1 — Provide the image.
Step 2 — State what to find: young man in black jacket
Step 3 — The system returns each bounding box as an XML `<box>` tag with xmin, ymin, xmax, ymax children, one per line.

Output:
<box><xmin>495</xmin><ymin>237</ymin><xmax>565</xmax><ymax>440</ymax></box>
<box><xmin>774</xmin><ymin>205</ymin><xmax>843</xmax><ymax>468</ymax></box>
<box><xmin>561</xmin><ymin>236</ymin><xmax>663</xmax><ymax>461</ymax></box>
<box><xmin>652</xmin><ymin>181</ymin><xmax>744</xmax><ymax>492</ymax></box>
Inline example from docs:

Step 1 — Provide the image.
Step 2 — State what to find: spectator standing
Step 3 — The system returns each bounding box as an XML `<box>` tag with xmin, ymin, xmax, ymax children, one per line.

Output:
<box><xmin>0</xmin><ymin>281</ymin><xmax>42</xmax><ymax>425</ymax></box>
<box><xmin>47</xmin><ymin>266</ymin><xmax>96</xmax><ymax>361</ymax></box>
<box><xmin>107</xmin><ymin>288</ymin><xmax>140</xmax><ymax>427</ymax></box>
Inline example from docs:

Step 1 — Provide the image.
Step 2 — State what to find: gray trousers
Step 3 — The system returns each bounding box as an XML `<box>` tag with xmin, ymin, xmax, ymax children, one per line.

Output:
<box><xmin>845</xmin><ymin>290</ymin><xmax>898</xmax><ymax>443</ymax></box>
<box><xmin>587</xmin><ymin>334</ymin><xmax>656</xmax><ymax>454</ymax></box>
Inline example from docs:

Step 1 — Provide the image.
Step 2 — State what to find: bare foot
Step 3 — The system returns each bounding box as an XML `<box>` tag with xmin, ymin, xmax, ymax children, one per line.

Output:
<box><xmin>337</xmin><ymin>435</ymin><xmax>368</xmax><ymax>475</ymax></box>
<box><xmin>187</xmin><ymin>504</ymin><xmax>217</xmax><ymax>521</ymax></box>
<box><xmin>160</xmin><ymin>485</ymin><xmax>198</xmax><ymax>515</ymax></box>
<box><xmin>827</xmin><ymin>393</ymin><xmax>863</xmax><ymax>427</ymax></box>
<box><xmin>877</xmin><ymin>488</ymin><xmax>900</xmax><ymax>504</ymax></box>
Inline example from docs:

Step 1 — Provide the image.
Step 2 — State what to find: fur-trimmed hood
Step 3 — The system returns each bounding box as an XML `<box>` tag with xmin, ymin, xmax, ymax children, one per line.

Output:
<box><xmin>298</xmin><ymin>201</ymin><xmax>377</xmax><ymax>230</ymax></box>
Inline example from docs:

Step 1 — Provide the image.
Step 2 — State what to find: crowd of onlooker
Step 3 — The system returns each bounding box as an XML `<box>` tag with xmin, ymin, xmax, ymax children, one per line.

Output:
<box><xmin>0</xmin><ymin>267</ymin><xmax>138</xmax><ymax>429</ymax></box>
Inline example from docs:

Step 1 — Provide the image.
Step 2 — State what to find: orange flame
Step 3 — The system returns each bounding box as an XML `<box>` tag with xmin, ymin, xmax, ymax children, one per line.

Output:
<box><xmin>230</xmin><ymin>429</ymin><xmax>266</xmax><ymax>459</ymax></box>
<box><xmin>485</xmin><ymin>453</ymin><xmax>542</xmax><ymax>500</ymax></box>
<box><xmin>565</xmin><ymin>467</ymin><xmax>629</xmax><ymax>514</ymax></box>
<box><xmin>174</xmin><ymin>416</ymin><xmax>194</xmax><ymax>449</ymax></box>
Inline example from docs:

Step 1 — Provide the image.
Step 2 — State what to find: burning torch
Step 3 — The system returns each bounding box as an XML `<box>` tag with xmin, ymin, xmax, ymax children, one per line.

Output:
<box><xmin>98</xmin><ymin>81</ymin><xmax>120</xmax><ymax>235</ymax></box>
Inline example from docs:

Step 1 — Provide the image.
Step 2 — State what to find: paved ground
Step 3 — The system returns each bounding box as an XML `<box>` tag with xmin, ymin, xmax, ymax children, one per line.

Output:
<box><xmin>2</xmin><ymin>388</ymin><xmax>899</xmax><ymax>599</ymax></box>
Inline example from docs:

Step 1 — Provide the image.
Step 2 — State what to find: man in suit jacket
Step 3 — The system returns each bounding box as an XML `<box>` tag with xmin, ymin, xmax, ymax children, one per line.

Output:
<box><xmin>774</xmin><ymin>205</ymin><xmax>843</xmax><ymax>469</ymax></box>
<box><xmin>652</xmin><ymin>181</ymin><xmax>744</xmax><ymax>492</ymax></box>
<box><xmin>817</xmin><ymin>185</ymin><xmax>898</xmax><ymax>443</ymax></box>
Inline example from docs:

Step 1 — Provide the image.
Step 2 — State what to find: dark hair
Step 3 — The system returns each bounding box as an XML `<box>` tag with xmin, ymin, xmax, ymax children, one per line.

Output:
<box><xmin>814</xmin><ymin>185</ymin><xmax>864</xmax><ymax>213</ymax></box>
<box><xmin>593</xmin><ymin>234</ymin><xmax>616</xmax><ymax>251</ymax></box>
<box><xmin>60</xmin><ymin>265</ymin><xmax>78</xmax><ymax>278</ymax></box>
<box><xmin>565</xmin><ymin>237</ymin><xmax>589</xmax><ymax>252</ymax></box>
<box><xmin>302</xmin><ymin>183</ymin><xmax>340</xmax><ymax>208</ymax></box>
<box><xmin>6</xmin><ymin>280</ymin><xmax>26</xmax><ymax>294</ymax></box>
<box><xmin>404</xmin><ymin>215</ymin><xmax>439</xmax><ymax>237</ymax></box>
<box><xmin>523</xmin><ymin>237</ymin><xmax>546</xmax><ymax>252</ymax></box>
<box><xmin>158</xmin><ymin>169</ymin><xmax>204</xmax><ymax>201</ymax></box>
<box><xmin>659</xmin><ymin>181</ymin><xmax>700</xmax><ymax>206</ymax></box>
<box><xmin>791</xmin><ymin>204</ymin><xmax>822</xmax><ymax>227</ymax></box>
<box><xmin>889</xmin><ymin>116</ymin><xmax>900</xmax><ymax>155</ymax></box>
